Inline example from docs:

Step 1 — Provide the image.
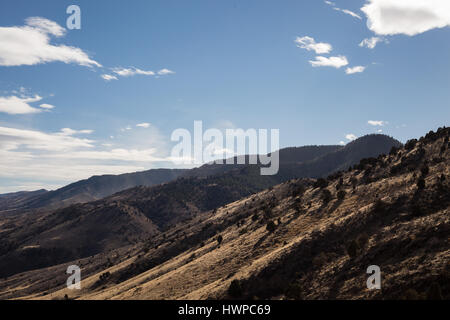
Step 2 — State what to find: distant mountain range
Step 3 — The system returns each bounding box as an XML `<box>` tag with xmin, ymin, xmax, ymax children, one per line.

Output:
<box><xmin>0</xmin><ymin>134</ymin><xmax>401</xmax><ymax>278</ymax></box>
<box><xmin>0</xmin><ymin>134</ymin><xmax>400</xmax><ymax>216</ymax></box>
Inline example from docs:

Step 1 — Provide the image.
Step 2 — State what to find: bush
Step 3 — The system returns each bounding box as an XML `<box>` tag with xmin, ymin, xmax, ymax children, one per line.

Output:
<box><xmin>373</xmin><ymin>199</ymin><xmax>387</xmax><ymax>214</ymax></box>
<box><xmin>420</xmin><ymin>165</ymin><xmax>429</xmax><ymax>176</ymax></box>
<box><xmin>313</xmin><ymin>178</ymin><xmax>328</xmax><ymax>189</ymax></box>
<box><xmin>266</xmin><ymin>221</ymin><xmax>276</xmax><ymax>233</ymax></box>
<box><xmin>228</xmin><ymin>279</ymin><xmax>243</xmax><ymax>298</ymax></box>
<box><xmin>217</xmin><ymin>235</ymin><xmax>223</xmax><ymax>245</ymax></box>
<box><xmin>346</xmin><ymin>239</ymin><xmax>360</xmax><ymax>258</ymax></box>
<box><xmin>321</xmin><ymin>189</ymin><xmax>332</xmax><ymax>204</ymax></box>
<box><xmin>356</xmin><ymin>233</ymin><xmax>369</xmax><ymax>248</ymax></box>
<box><xmin>337</xmin><ymin>190</ymin><xmax>346</xmax><ymax>201</ymax></box>
<box><xmin>405</xmin><ymin>139</ymin><xmax>417</xmax><ymax>150</ymax></box>
<box><xmin>417</xmin><ymin>177</ymin><xmax>425</xmax><ymax>190</ymax></box>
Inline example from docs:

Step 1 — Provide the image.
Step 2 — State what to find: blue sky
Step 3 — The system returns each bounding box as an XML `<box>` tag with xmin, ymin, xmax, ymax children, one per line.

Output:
<box><xmin>0</xmin><ymin>0</ymin><xmax>449</xmax><ymax>192</ymax></box>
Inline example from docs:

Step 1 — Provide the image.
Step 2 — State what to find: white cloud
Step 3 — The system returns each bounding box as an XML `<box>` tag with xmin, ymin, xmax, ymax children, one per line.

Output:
<box><xmin>295</xmin><ymin>36</ymin><xmax>333</xmax><ymax>54</ymax></box>
<box><xmin>345</xmin><ymin>66</ymin><xmax>366</xmax><ymax>74</ymax></box>
<box><xmin>0</xmin><ymin>95</ymin><xmax>43</xmax><ymax>114</ymax></box>
<box><xmin>136</xmin><ymin>123</ymin><xmax>150</xmax><ymax>128</ymax></box>
<box><xmin>333</xmin><ymin>7</ymin><xmax>362</xmax><ymax>20</ymax></box>
<box><xmin>361</xmin><ymin>0</ymin><xmax>450</xmax><ymax>36</ymax></box>
<box><xmin>39</xmin><ymin>103</ymin><xmax>55</xmax><ymax>110</ymax></box>
<box><xmin>345</xmin><ymin>134</ymin><xmax>357</xmax><ymax>141</ymax></box>
<box><xmin>339</xmin><ymin>141</ymin><xmax>346</xmax><ymax>145</ymax></box>
<box><xmin>101</xmin><ymin>74</ymin><xmax>118</xmax><ymax>81</ymax></box>
<box><xmin>368</xmin><ymin>120</ymin><xmax>387</xmax><ymax>126</ymax></box>
<box><xmin>359</xmin><ymin>37</ymin><xmax>387</xmax><ymax>49</ymax></box>
<box><xmin>309</xmin><ymin>55</ymin><xmax>348</xmax><ymax>68</ymax></box>
<box><xmin>324</xmin><ymin>1</ymin><xmax>335</xmax><ymax>6</ymax></box>
<box><xmin>113</xmin><ymin>67</ymin><xmax>155</xmax><ymax>77</ymax></box>
<box><xmin>0</xmin><ymin>17</ymin><xmax>101</xmax><ymax>67</ymax></box>
<box><xmin>157</xmin><ymin>68</ymin><xmax>175</xmax><ymax>75</ymax></box>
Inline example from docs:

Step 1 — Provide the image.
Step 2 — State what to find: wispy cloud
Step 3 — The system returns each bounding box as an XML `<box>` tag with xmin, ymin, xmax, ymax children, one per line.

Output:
<box><xmin>0</xmin><ymin>17</ymin><xmax>101</xmax><ymax>67</ymax></box>
<box><xmin>325</xmin><ymin>1</ymin><xmax>362</xmax><ymax>20</ymax></box>
<box><xmin>359</xmin><ymin>37</ymin><xmax>387</xmax><ymax>49</ymax></box>
<box><xmin>101</xmin><ymin>74</ymin><xmax>118</xmax><ymax>81</ymax></box>
<box><xmin>345</xmin><ymin>66</ymin><xmax>366</xmax><ymax>74</ymax></box>
<box><xmin>295</xmin><ymin>36</ymin><xmax>332</xmax><ymax>54</ymax></box>
<box><xmin>113</xmin><ymin>67</ymin><xmax>155</xmax><ymax>77</ymax></box>
<box><xmin>309</xmin><ymin>55</ymin><xmax>348</xmax><ymax>68</ymax></box>
<box><xmin>157</xmin><ymin>68</ymin><xmax>175</xmax><ymax>75</ymax></box>
<box><xmin>39</xmin><ymin>103</ymin><xmax>55</xmax><ymax>110</ymax></box>
<box><xmin>136</xmin><ymin>123</ymin><xmax>150</xmax><ymax>128</ymax></box>
<box><xmin>345</xmin><ymin>134</ymin><xmax>357</xmax><ymax>141</ymax></box>
<box><xmin>102</xmin><ymin>67</ymin><xmax>175</xmax><ymax>81</ymax></box>
<box><xmin>368</xmin><ymin>120</ymin><xmax>387</xmax><ymax>126</ymax></box>
<box><xmin>333</xmin><ymin>7</ymin><xmax>362</xmax><ymax>20</ymax></box>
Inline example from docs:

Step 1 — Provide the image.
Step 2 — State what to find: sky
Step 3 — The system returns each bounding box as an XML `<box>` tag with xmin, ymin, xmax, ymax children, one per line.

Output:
<box><xmin>0</xmin><ymin>0</ymin><xmax>449</xmax><ymax>193</ymax></box>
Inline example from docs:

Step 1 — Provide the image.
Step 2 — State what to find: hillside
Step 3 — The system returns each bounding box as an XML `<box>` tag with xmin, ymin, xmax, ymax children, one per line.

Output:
<box><xmin>0</xmin><ymin>127</ymin><xmax>447</xmax><ymax>300</ymax></box>
<box><xmin>0</xmin><ymin>135</ymin><xmax>400</xmax><ymax>278</ymax></box>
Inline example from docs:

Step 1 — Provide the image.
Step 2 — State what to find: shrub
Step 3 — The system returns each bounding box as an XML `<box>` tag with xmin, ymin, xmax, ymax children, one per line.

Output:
<box><xmin>405</xmin><ymin>139</ymin><xmax>417</xmax><ymax>150</ymax></box>
<box><xmin>263</xmin><ymin>208</ymin><xmax>273</xmax><ymax>220</ymax></box>
<box><xmin>373</xmin><ymin>199</ymin><xmax>387</xmax><ymax>214</ymax></box>
<box><xmin>313</xmin><ymin>178</ymin><xmax>328</xmax><ymax>189</ymax></box>
<box><xmin>417</xmin><ymin>177</ymin><xmax>425</xmax><ymax>190</ymax></box>
<box><xmin>217</xmin><ymin>235</ymin><xmax>223</xmax><ymax>245</ymax></box>
<box><xmin>337</xmin><ymin>190</ymin><xmax>346</xmax><ymax>201</ymax></box>
<box><xmin>321</xmin><ymin>189</ymin><xmax>332</xmax><ymax>204</ymax></box>
<box><xmin>356</xmin><ymin>233</ymin><xmax>369</xmax><ymax>248</ymax></box>
<box><xmin>420</xmin><ymin>165</ymin><xmax>429</xmax><ymax>176</ymax></box>
<box><xmin>239</xmin><ymin>228</ymin><xmax>248</xmax><ymax>235</ymax></box>
<box><xmin>228</xmin><ymin>279</ymin><xmax>243</xmax><ymax>298</ymax></box>
<box><xmin>266</xmin><ymin>221</ymin><xmax>276</xmax><ymax>233</ymax></box>
<box><xmin>346</xmin><ymin>239</ymin><xmax>360</xmax><ymax>258</ymax></box>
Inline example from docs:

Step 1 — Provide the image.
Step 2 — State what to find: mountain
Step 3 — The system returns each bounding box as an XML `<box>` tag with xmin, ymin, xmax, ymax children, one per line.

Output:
<box><xmin>0</xmin><ymin>169</ymin><xmax>188</xmax><ymax>215</ymax></box>
<box><xmin>0</xmin><ymin>127</ymin><xmax>447</xmax><ymax>300</ymax></box>
<box><xmin>0</xmin><ymin>134</ymin><xmax>401</xmax><ymax>280</ymax></box>
<box><xmin>0</xmin><ymin>135</ymin><xmax>399</xmax><ymax>216</ymax></box>
<box><xmin>0</xmin><ymin>189</ymin><xmax>49</xmax><ymax>215</ymax></box>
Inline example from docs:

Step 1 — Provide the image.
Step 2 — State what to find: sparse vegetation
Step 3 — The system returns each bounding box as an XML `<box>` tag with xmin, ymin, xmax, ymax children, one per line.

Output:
<box><xmin>337</xmin><ymin>190</ymin><xmax>346</xmax><ymax>201</ymax></box>
<box><xmin>266</xmin><ymin>221</ymin><xmax>276</xmax><ymax>233</ymax></box>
